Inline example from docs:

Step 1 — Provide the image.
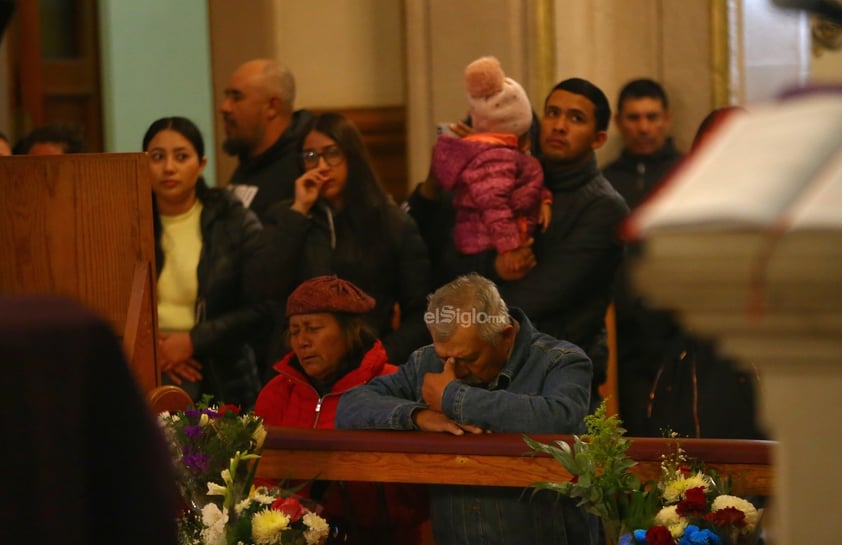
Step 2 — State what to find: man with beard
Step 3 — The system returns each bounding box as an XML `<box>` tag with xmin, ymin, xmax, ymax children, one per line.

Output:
<box><xmin>220</xmin><ymin>59</ymin><xmax>313</xmax><ymax>222</ymax></box>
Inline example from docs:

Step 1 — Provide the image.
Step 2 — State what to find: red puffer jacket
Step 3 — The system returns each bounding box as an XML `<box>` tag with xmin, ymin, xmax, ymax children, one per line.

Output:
<box><xmin>255</xmin><ymin>341</ymin><xmax>428</xmax><ymax>545</ymax></box>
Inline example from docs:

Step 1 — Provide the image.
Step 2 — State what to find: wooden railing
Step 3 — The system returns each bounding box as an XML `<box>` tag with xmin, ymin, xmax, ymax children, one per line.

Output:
<box><xmin>257</xmin><ymin>427</ymin><xmax>774</xmax><ymax>497</ymax></box>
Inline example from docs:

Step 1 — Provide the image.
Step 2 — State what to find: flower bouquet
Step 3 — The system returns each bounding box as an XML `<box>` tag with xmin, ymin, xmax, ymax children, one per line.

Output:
<box><xmin>524</xmin><ymin>401</ymin><xmax>763</xmax><ymax>545</ymax></box>
<box><xmin>159</xmin><ymin>398</ymin><xmax>330</xmax><ymax>545</ymax></box>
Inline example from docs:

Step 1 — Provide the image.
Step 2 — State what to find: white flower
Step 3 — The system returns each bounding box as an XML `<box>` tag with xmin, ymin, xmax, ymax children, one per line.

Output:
<box><xmin>712</xmin><ymin>494</ymin><xmax>759</xmax><ymax>533</ymax></box>
<box><xmin>235</xmin><ymin>497</ymin><xmax>252</xmax><ymax>515</ymax></box>
<box><xmin>253</xmin><ymin>424</ymin><xmax>267</xmax><ymax>450</ymax></box>
<box><xmin>200</xmin><ymin>504</ymin><xmax>229</xmax><ymax>545</ymax></box>
<box><xmin>252</xmin><ymin>490</ymin><xmax>275</xmax><ymax>505</ymax></box>
<box><xmin>303</xmin><ymin>512</ymin><xmax>330</xmax><ymax>545</ymax></box>
<box><xmin>654</xmin><ymin>505</ymin><xmax>688</xmax><ymax>539</ymax></box>
<box><xmin>207</xmin><ymin>482</ymin><xmax>227</xmax><ymax>496</ymax></box>
<box><xmin>221</xmin><ymin>468</ymin><xmax>233</xmax><ymax>486</ymax></box>
<box><xmin>251</xmin><ymin>509</ymin><xmax>290</xmax><ymax>545</ymax></box>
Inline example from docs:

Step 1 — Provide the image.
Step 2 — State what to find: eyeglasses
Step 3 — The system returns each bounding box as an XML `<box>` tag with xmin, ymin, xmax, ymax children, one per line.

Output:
<box><xmin>301</xmin><ymin>145</ymin><xmax>344</xmax><ymax>169</ymax></box>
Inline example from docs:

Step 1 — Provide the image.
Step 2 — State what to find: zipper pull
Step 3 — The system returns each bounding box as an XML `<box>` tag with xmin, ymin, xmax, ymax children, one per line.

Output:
<box><xmin>313</xmin><ymin>397</ymin><xmax>324</xmax><ymax>428</ymax></box>
<box><xmin>636</xmin><ymin>161</ymin><xmax>646</xmax><ymax>192</ymax></box>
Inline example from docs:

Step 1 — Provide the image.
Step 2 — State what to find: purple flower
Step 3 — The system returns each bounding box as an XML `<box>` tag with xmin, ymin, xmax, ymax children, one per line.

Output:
<box><xmin>184</xmin><ymin>408</ymin><xmax>202</xmax><ymax>419</ymax></box>
<box><xmin>182</xmin><ymin>452</ymin><xmax>209</xmax><ymax>473</ymax></box>
<box><xmin>183</xmin><ymin>425</ymin><xmax>203</xmax><ymax>440</ymax></box>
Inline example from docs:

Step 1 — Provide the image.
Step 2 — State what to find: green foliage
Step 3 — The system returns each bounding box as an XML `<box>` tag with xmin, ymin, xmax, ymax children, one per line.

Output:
<box><xmin>524</xmin><ymin>400</ymin><xmax>660</xmax><ymax>541</ymax></box>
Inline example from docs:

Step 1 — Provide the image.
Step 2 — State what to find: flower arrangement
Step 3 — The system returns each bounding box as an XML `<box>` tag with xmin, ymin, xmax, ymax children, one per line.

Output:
<box><xmin>158</xmin><ymin>398</ymin><xmax>329</xmax><ymax>545</ymax></box>
<box><xmin>524</xmin><ymin>401</ymin><xmax>763</xmax><ymax>545</ymax></box>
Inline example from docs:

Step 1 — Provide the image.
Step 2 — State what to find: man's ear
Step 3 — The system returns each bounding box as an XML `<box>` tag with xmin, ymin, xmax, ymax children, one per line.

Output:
<box><xmin>613</xmin><ymin>111</ymin><xmax>622</xmax><ymax>130</ymax></box>
<box><xmin>663</xmin><ymin>109</ymin><xmax>673</xmax><ymax>128</ymax></box>
<box><xmin>266</xmin><ymin>96</ymin><xmax>283</xmax><ymax>119</ymax></box>
<box><xmin>592</xmin><ymin>130</ymin><xmax>608</xmax><ymax>150</ymax></box>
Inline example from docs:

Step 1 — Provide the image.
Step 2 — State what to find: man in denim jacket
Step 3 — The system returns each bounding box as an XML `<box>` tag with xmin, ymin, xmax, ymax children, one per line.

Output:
<box><xmin>335</xmin><ymin>273</ymin><xmax>599</xmax><ymax>545</ymax></box>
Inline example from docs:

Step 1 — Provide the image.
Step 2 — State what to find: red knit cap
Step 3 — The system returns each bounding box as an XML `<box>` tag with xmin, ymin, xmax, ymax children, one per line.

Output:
<box><xmin>286</xmin><ymin>276</ymin><xmax>376</xmax><ymax>317</ymax></box>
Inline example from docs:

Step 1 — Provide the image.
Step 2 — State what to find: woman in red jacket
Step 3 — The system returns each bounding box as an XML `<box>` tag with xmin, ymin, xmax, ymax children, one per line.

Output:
<box><xmin>254</xmin><ymin>275</ymin><xmax>428</xmax><ymax>545</ymax></box>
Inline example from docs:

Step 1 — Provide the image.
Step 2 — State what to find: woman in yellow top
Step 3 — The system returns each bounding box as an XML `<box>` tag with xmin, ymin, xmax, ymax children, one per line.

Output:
<box><xmin>143</xmin><ymin>116</ymin><xmax>268</xmax><ymax>408</ymax></box>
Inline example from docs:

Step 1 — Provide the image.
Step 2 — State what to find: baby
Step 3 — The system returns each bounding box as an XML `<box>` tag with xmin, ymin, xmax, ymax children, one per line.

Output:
<box><xmin>432</xmin><ymin>56</ymin><xmax>550</xmax><ymax>274</ymax></box>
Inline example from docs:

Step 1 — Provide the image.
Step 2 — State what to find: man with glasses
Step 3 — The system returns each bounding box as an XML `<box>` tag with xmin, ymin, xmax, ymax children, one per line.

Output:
<box><xmin>220</xmin><ymin>59</ymin><xmax>313</xmax><ymax>222</ymax></box>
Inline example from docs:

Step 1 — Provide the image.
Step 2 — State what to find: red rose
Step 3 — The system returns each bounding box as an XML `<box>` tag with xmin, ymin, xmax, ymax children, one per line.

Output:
<box><xmin>676</xmin><ymin>486</ymin><xmax>708</xmax><ymax>516</ymax></box>
<box><xmin>646</xmin><ymin>526</ymin><xmax>675</xmax><ymax>545</ymax></box>
<box><xmin>271</xmin><ymin>496</ymin><xmax>304</xmax><ymax>522</ymax></box>
<box><xmin>218</xmin><ymin>404</ymin><xmax>241</xmax><ymax>416</ymax></box>
<box><xmin>705</xmin><ymin>506</ymin><xmax>747</xmax><ymax>528</ymax></box>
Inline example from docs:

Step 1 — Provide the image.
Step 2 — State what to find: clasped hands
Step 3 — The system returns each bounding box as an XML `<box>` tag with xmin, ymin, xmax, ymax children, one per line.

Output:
<box><xmin>159</xmin><ymin>332</ymin><xmax>203</xmax><ymax>385</ymax></box>
<box><xmin>418</xmin><ymin>359</ymin><xmax>486</xmax><ymax>436</ymax></box>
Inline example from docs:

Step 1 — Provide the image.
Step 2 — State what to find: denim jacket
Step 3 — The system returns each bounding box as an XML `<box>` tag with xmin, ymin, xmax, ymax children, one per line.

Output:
<box><xmin>335</xmin><ymin>308</ymin><xmax>599</xmax><ymax>545</ymax></box>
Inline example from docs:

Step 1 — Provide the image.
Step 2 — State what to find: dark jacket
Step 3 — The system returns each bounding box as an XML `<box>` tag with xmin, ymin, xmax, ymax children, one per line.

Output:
<box><xmin>253</xmin><ymin>199</ymin><xmax>432</xmax><ymax>367</ymax></box>
<box><xmin>408</xmin><ymin>157</ymin><xmax>628</xmax><ymax>408</ymax></box>
<box><xmin>155</xmin><ymin>188</ymin><xmax>267</xmax><ymax>408</ymax></box>
<box><xmin>228</xmin><ymin>109</ymin><xmax>314</xmax><ymax>222</ymax></box>
<box><xmin>601</xmin><ymin>137</ymin><xmax>684</xmax><ymax>208</ymax></box>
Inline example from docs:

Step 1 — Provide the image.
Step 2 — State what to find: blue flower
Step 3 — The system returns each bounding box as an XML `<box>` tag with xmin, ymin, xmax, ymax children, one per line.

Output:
<box><xmin>678</xmin><ymin>525</ymin><xmax>721</xmax><ymax>545</ymax></box>
<box><xmin>620</xmin><ymin>532</ymin><xmax>634</xmax><ymax>545</ymax></box>
<box><xmin>633</xmin><ymin>529</ymin><xmax>648</xmax><ymax>543</ymax></box>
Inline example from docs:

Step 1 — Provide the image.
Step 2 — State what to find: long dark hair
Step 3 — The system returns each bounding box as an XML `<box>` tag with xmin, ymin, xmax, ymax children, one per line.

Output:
<box><xmin>142</xmin><ymin>116</ymin><xmax>211</xmax><ymax>274</ymax></box>
<box><xmin>305</xmin><ymin>113</ymin><xmax>393</xmax><ymax>255</ymax></box>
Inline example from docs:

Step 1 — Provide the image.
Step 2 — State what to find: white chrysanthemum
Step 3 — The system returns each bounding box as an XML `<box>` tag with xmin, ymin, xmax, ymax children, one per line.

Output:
<box><xmin>712</xmin><ymin>494</ymin><xmax>759</xmax><ymax>533</ymax></box>
<box><xmin>303</xmin><ymin>512</ymin><xmax>330</xmax><ymax>545</ymax></box>
<box><xmin>655</xmin><ymin>505</ymin><xmax>688</xmax><ymax>539</ymax></box>
<box><xmin>662</xmin><ymin>471</ymin><xmax>711</xmax><ymax>503</ymax></box>
<box><xmin>235</xmin><ymin>498</ymin><xmax>252</xmax><ymax>515</ymax></box>
<box><xmin>251</xmin><ymin>509</ymin><xmax>290</xmax><ymax>545</ymax></box>
<box><xmin>252</xmin><ymin>490</ymin><xmax>275</xmax><ymax>505</ymax></box>
<box><xmin>207</xmin><ymin>482</ymin><xmax>227</xmax><ymax>496</ymax></box>
<box><xmin>253</xmin><ymin>424</ymin><xmax>267</xmax><ymax>450</ymax></box>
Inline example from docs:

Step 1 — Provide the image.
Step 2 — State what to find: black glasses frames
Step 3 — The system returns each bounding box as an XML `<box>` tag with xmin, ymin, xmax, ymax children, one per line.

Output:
<box><xmin>301</xmin><ymin>145</ymin><xmax>344</xmax><ymax>169</ymax></box>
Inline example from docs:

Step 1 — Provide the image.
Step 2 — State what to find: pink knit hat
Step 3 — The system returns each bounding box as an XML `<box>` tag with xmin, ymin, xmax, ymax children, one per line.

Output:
<box><xmin>286</xmin><ymin>276</ymin><xmax>376</xmax><ymax>317</ymax></box>
<box><xmin>465</xmin><ymin>56</ymin><xmax>533</xmax><ymax>136</ymax></box>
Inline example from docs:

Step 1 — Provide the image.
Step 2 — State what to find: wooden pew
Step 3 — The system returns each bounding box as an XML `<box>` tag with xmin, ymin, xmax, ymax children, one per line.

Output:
<box><xmin>0</xmin><ymin>153</ymin><xmax>159</xmax><ymax>391</ymax></box>
<box><xmin>257</xmin><ymin>427</ymin><xmax>774</xmax><ymax>497</ymax></box>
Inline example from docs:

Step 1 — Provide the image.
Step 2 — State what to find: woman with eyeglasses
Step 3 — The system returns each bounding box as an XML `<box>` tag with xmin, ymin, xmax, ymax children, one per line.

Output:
<box><xmin>251</xmin><ymin>112</ymin><xmax>432</xmax><ymax>371</ymax></box>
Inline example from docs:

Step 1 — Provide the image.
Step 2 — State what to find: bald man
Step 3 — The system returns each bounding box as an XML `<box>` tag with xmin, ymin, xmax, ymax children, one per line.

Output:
<box><xmin>221</xmin><ymin>59</ymin><xmax>313</xmax><ymax>221</ymax></box>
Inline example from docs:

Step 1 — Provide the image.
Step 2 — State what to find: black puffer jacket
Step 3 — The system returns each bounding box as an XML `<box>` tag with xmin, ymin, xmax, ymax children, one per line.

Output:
<box><xmin>228</xmin><ymin>109</ymin><xmax>314</xmax><ymax>223</ymax></box>
<box><xmin>252</xmin><ymin>199</ymin><xmax>432</xmax><ymax>368</ymax></box>
<box><xmin>155</xmin><ymin>189</ymin><xmax>267</xmax><ymax>407</ymax></box>
<box><xmin>601</xmin><ymin>138</ymin><xmax>683</xmax><ymax>208</ymax></box>
<box><xmin>409</xmin><ymin>157</ymin><xmax>628</xmax><ymax>412</ymax></box>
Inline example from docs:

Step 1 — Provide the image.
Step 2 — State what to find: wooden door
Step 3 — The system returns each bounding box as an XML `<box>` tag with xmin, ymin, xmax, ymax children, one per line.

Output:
<box><xmin>8</xmin><ymin>0</ymin><xmax>103</xmax><ymax>151</ymax></box>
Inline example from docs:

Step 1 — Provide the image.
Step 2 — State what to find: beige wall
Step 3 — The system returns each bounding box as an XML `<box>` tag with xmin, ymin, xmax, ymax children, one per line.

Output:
<box><xmin>811</xmin><ymin>44</ymin><xmax>842</xmax><ymax>83</ymax></box>
<box><xmin>208</xmin><ymin>0</ymin><xmax>405</xmax><ymax>185</ymax></box>
<box><xmin>206</xmin><ymin>0</ymin><xmax>820</xmax><ymax>190</ymax></box>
